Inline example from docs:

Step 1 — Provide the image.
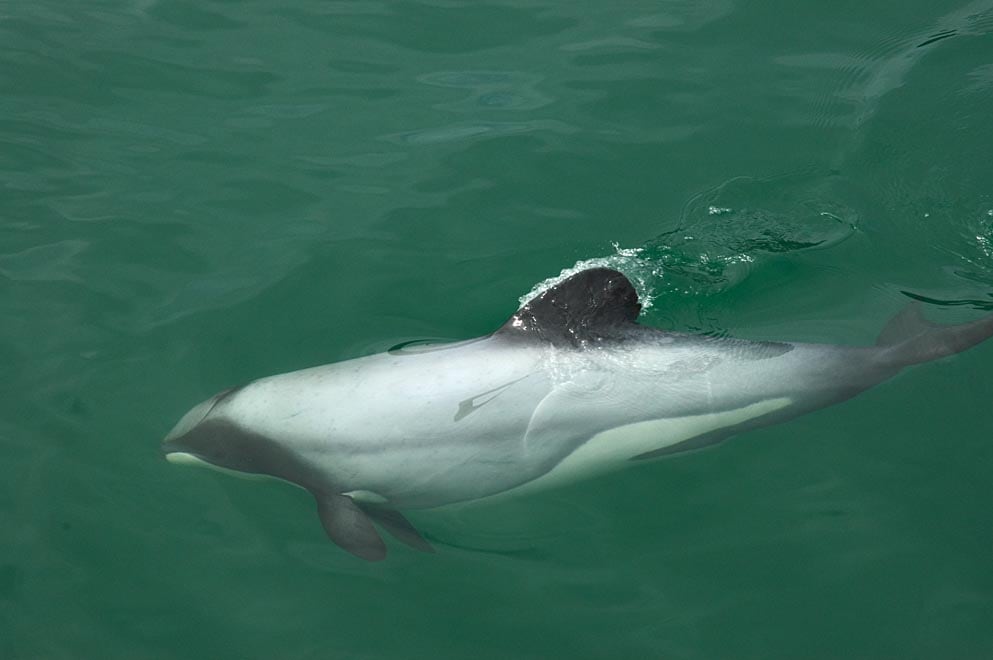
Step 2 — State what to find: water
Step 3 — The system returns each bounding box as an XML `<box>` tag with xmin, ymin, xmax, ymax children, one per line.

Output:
<box><xmin>3</xmin><ymin>1</ymin><xmax>993</xmax><ymax>657</ymax></box>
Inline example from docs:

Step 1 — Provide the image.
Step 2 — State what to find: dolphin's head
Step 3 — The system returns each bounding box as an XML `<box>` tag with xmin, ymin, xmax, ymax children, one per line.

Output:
<box><xmin>161</xmin><ymin>387</ymin><xmax>302</xmax><ymax>482</ymax></box>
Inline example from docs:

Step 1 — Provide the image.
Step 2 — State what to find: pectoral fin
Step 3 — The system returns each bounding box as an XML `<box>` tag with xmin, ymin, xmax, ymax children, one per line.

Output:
<box><xmin>315</xmin><ymin>492</ymin><xmax>387</xmax><ymax>562</ymax></box>
<box><xmin>361</xmin><ymin>505</ymin><xmax>435</xmax><ymax>554</ymax></box>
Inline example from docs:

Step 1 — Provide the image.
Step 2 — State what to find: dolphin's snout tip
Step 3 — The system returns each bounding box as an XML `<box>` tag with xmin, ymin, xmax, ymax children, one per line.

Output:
<box><xmin>160</xmin><ymin>437</ymin><xmax>182</xmax><ymax>460</ymax></box>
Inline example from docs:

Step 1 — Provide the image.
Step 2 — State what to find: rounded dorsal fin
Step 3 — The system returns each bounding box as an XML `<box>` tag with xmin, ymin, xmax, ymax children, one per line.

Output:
<box><xmin>496</xmin><ymin>268</ymin><xmax>642</xmax><ymax>345</ymax></box>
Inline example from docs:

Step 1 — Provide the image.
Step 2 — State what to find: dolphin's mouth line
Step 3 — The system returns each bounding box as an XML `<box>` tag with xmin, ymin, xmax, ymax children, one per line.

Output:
<box><xmin>160</xmin><ymin>436</ymin><xmax>192</xmax><ymax>458</ymax></box>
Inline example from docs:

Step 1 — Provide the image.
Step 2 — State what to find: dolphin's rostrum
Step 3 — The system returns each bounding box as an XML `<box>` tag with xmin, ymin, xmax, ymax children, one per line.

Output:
<box><xmin>162</xmin><ymin>268</ymin><xmax>993</xmax><ymax>561</ymax></box>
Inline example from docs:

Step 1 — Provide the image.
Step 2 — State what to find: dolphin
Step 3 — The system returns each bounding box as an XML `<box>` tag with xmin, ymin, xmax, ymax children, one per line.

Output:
<box><xmin>162</xmin><ymin>268</ymin><xmax>993</xmax><ymax>561</ymax></box>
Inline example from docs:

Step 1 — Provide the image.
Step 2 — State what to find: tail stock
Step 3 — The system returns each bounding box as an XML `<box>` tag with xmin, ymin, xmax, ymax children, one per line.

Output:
<box><xmin>876</xmin><ymin>302</ymin><xmax>993</xmax><ymax>367</ymax></box>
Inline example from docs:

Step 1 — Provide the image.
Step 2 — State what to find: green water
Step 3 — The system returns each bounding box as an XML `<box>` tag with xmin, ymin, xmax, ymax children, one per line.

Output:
<box><xmin>3</xmin><ymin>1</ymin><xmax>993</xmax><ymax>657</ymax></box>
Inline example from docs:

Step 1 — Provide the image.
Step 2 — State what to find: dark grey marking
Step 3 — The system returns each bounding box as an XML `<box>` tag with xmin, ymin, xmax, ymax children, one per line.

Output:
<box><xmin>454</xmin><ymin>375</ymin><xmax>530</xmax><ymax>422</ymax></box>
<box><xmin>496</xmin><ymin>268</ymin><xmax>642</xmax><ymax>346</ymax></box>
<box><xmin>494</xmin><ymin>268</ymin><xmax>794</xmax><ymax>359</ymax></box>
<box><xmin>162</xmin><ymin>418</ymin><xmax>323</xmax><ymax>488</ymax></box>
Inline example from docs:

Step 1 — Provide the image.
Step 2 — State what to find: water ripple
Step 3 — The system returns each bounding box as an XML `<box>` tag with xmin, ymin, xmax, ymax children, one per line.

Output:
<box><xmin>0</xmin><ymin>240</ymin><xmax>88</xmax><ymax>283</ymax></box>
<box><xmin>383</xmin><ymin>119</ymin><xmax>577</xmax><ymax>145</ymax></box>
<box><xmin>418</xmin><ymin>70</ymin><xmax>553</xmax><ymax>111</ymax></box>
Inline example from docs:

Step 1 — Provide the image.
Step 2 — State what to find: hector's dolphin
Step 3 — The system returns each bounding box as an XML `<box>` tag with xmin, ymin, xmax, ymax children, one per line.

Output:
<box><xmin>162</xmin><ymin>268</ymin><xmax>993</xmax><ymax>560</ymax></box>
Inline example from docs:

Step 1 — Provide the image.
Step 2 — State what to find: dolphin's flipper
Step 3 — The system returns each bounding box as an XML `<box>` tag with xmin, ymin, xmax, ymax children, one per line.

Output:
<box><xmin>360</xmin><ymin>505</ymin><xmax>435</xmax><ymax>554</ymax></box>
<box><xmin>314</xmin><ymin>493</ymin><xmax>387</xmax><ymax>561</ymax></box>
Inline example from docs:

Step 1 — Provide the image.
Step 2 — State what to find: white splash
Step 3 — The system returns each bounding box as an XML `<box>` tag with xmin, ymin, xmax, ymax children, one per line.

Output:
<box><xmin>518</xmin><ymin>243</ymin><xmax>664</xmax><ymax>311</ymax></box>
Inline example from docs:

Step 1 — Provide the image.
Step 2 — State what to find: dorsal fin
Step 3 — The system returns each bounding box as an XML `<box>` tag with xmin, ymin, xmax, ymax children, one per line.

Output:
<box><xmin>495</xmin><ymin>268</ymin><xmax>642</xmax><ymax>345</ymax></box>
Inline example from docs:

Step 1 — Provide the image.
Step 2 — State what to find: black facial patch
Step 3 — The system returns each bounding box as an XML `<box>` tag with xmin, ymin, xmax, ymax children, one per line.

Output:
<box><xmin>163</xmin><ymin>418</ymin><xmax>322</xmax><ymax>491</ymax></box>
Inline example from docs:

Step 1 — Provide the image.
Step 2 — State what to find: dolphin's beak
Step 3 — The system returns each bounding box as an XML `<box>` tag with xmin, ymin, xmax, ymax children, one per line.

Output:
<box><xmin>161</xmin><ymin>389</ymin><xmax>232</xmax><ymax>460</ymax></box>
<box><xmin>160</xmin><ymin>409</ymin><xmax>215</xmax><ymax>467</ymax></box>
<box><xmin>161</xmin><ymin>433</ymin><xmax>201</xmax><ymax>464</ymax></box>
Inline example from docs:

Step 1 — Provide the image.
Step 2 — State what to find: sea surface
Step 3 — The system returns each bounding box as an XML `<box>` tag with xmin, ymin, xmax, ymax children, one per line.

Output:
<box><xmin>3</xmin><ymin>1</ymin><xmax>993</xmax><ymax>658</ymax></box>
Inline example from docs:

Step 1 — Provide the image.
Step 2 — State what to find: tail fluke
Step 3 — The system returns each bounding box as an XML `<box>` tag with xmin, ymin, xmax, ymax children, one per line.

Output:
<box><xmin>876</xmin><ymin>302</ymin><xmax>993</xmax><ymax>367</ymax></box>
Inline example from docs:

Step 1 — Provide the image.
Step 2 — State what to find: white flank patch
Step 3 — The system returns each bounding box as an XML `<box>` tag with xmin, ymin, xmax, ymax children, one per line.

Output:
<box><xmin>505</xmin><ymin>397</ymin><xmax>793</xmax><ymax>498</ymax></box>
